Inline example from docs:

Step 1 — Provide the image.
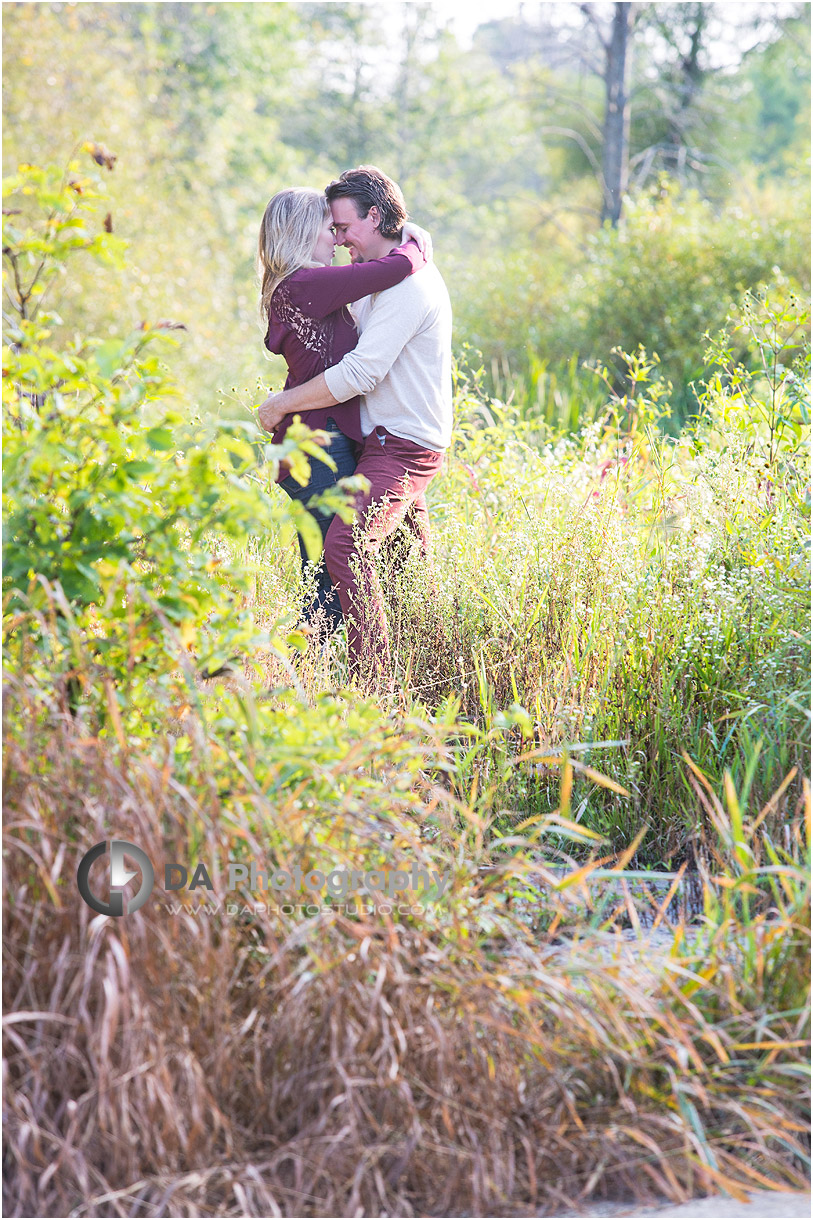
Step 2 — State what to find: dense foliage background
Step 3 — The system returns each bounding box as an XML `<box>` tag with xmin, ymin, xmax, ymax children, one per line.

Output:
<box><xmin>3</xmin><ymin>1</ymin><xmax>810</xmax><ymax>421</ymax></box>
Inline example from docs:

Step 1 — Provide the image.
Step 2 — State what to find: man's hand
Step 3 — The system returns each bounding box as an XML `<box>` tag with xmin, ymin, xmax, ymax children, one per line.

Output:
<box><xmin>257</xmin><ymin>390</ymin><xmax>291</xmax><ymax>433</ymax></box>
<box><xmin>258</xmin><ymin>374</ymin><xmax>338</xmax><ymax>431</ymax></box>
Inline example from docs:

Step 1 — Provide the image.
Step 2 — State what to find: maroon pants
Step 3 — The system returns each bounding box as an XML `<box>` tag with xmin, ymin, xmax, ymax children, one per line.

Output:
<box><xmin>324</xmin><ymin>426</ymin><xmax>443</xmax><ymax>685</ymax></box>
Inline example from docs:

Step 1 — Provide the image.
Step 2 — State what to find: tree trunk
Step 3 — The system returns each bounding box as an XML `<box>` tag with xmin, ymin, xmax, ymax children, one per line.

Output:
<box><xmin>601</xmin><ymin>2</ymin><xmax>633</xmax><ymax>226</ymax></box>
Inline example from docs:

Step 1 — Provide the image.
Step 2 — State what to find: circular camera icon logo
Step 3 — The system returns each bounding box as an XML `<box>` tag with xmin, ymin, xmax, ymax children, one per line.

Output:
<box><xmin>76</xmin><ymin>840</ymin><xmax>155</xmax><ymax>917</ymax></box>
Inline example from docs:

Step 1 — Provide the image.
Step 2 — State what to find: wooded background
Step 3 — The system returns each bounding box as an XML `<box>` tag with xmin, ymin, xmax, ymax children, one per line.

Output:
<box><xmin>3</xmin><ymin>1</ymin><xmax>810</xmax><ymax>423</ymax></box>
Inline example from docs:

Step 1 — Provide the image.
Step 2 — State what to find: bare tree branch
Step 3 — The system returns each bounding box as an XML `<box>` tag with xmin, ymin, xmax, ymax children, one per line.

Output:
<box><xmin>630</xmin><ymin>144</ymin><xmax>658</xmax><ymax>188</ymax></box>
<box><xmin>532</xmin><ymin>85</ymin><xmax>605</xmax><ymax>142</ymax></box>
<box><xmin>579</xmin><ymin>2</ymin><xmax>609</xmax><ymax>52</ymax></box>
<box><xmin>537</xmin><ymin>125</ymin><xmax>610</xmax><ymax>203</ymax></box>
<box><xmin>3</xmin><ymin>249</ymin><xmax>27</xmax><ymax>318</ymax></box>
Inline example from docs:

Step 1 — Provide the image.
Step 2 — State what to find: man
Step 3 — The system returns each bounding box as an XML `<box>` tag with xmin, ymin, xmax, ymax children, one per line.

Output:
<box><xmin>258</xmin><ymin>166</ymin><xmax>452</xmax><ymax>689</ymax></box>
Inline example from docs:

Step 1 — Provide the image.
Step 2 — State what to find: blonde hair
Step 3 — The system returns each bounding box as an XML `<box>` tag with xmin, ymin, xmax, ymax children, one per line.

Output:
<box><xmin>258</xmin><ymin>187</ymin><xmax>331</xmax><ymax>320</ymax></box>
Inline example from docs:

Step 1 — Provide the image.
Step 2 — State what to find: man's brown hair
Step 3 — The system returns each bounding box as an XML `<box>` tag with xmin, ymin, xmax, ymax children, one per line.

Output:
<box><xmin>324</xmin><ymin>165</ymin><xmax>408</xmax><ymax>239</ymax></box>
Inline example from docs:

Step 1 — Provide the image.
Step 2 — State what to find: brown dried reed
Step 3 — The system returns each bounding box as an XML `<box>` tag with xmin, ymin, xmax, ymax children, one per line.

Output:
<box><xmin>3</xmin><ymin>686</ymin><xmax>809</xmax><ymax>1218</ymax></box>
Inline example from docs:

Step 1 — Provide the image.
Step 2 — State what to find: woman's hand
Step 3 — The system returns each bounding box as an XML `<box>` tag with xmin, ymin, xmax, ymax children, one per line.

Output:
<box><xmin>402</xmin><ymin>221</ymin><xmax>432</xmax><ymax>261</ymax></box>
<box><xmin>257</xmin><ymin>390</ymin><xmax>291</xmax><ymax>433</ymax></box>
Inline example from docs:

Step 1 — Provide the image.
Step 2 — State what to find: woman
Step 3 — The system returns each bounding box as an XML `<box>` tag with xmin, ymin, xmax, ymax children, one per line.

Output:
<box><xmin>257</xmin><ymin>186</ymin><xmax>428</xmax><ymax>639</ymax></box>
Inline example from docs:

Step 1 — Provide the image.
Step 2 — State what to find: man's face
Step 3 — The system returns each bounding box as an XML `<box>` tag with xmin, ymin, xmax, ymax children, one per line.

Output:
<box><xmin>329</xmin><ymin>197</ymin><xmax>381</xmax><ymax>263</ymax></box>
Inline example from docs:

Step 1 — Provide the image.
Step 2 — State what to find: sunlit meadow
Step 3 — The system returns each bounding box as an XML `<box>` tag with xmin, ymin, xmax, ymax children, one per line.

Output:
<box><xmin>3</xmin><ymin>154</ymin><xmax>810</xmax><ymax>1218</ymax></box>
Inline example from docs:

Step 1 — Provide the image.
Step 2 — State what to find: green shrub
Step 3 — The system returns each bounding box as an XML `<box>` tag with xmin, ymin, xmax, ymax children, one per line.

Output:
<box><xmin>555</xmin><ymin>180</ymin><xmax>810</xmax><ymax>421</ymax></box>
<box><xmin>455</xmin><ymin>178</ymin><xmax>810</xmax><ymax>429</ymax></box>
<box><xmin>2</xmin><ymin>157</ymin><xmax>333</xmax><ymax>726</ymax></box>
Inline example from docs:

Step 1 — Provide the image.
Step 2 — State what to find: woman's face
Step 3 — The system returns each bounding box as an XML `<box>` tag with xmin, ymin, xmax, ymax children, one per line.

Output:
<box><xmin>312</xmin><ymin>213</ymin><xmax>336</xmax><ymax>266</ymax></box>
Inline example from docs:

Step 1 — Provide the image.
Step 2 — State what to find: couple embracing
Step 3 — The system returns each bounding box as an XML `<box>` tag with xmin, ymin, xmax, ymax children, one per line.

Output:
<box><xmin>257</xmin><ymin>166</ymin><xmax>452</xmax><ymax>690</ymax></box>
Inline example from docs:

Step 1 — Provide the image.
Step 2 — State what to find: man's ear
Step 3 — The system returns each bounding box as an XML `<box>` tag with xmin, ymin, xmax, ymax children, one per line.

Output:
<box><xmin>367</xmin><ymin>205</ymin><xmax>381</xmax><ymax>230</ymax></box>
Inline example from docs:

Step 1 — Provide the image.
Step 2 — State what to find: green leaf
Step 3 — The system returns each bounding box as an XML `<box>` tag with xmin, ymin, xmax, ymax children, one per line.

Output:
<box><xmin>72</xmin><ymin>560</ymin><xmax>102</xmax><ymax>588</ymax></box>
<box><xmin>123</xmin><ymin>460</ymin><xmax>155</xmax><ymax>479</ymax></box>
<box><xmin>145</xmin><ymin>427</ymin><xmax>175</xmax><ymax>451</ymax></box>
<box><xmin>93</xmin><ymin>339</ymin><xmax>125</xmax><ymax>379</ymax></box>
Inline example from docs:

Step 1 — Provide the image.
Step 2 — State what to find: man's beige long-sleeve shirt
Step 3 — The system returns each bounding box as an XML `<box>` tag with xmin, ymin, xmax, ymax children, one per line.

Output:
<box><xmin>323</xmin><ymin>262</ymin><xmax>453</xmax><ymax>452</ymax></box>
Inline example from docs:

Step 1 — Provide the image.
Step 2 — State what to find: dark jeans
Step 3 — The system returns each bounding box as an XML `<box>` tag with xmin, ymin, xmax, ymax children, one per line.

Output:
<box><xmin>279</xmin><ymin>417</ymin><xmax>358</xmax><ymax>637</ymax></box>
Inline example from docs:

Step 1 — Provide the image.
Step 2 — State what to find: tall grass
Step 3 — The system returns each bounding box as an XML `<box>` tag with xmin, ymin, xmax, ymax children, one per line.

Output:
<box><xmin>209</xmin><ymin>315</ymin><xmax>809</xmax><ymax>868</ymax></box>
<box><xmin>483</xmin><ymin>348</ymin><xmax>609</xmax><ymax>433</ymax></box>
<box><xmin>3</xmin><ymin>669</ymin><xmax>810</xmax><ymax>1217</ymax></box>
<box><xmin>370</xmin><ymin>315</ymin><xmax>809</xmax><ymax>865</ymax></box>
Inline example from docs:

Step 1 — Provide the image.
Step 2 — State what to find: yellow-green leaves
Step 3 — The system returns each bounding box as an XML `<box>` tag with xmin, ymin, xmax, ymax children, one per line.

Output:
<box><xmin>2</xmin><ymin>155</ymin><xmax>338</xmax><ymax>725</ymax></box>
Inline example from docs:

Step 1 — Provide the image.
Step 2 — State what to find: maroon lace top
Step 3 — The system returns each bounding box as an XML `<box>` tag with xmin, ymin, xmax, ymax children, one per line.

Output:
<box><xmin>264</xmin><ymin>242</ymin><xmax>426</xmax><ymax>462</ymax></box>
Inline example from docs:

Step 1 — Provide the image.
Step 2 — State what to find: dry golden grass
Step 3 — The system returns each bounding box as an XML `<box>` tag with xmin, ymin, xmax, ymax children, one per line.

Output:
<box><xmin>3</xmin><ymin>684</ymin><xmax>810</xmax><ymax>1218</ymax></box>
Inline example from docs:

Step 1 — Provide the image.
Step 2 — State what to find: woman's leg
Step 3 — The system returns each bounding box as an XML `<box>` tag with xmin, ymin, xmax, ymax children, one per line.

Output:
<box><xmin>279</xmin><ymin>419</ymin><xmax>357</xmax><ymax>637</ymax></box>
